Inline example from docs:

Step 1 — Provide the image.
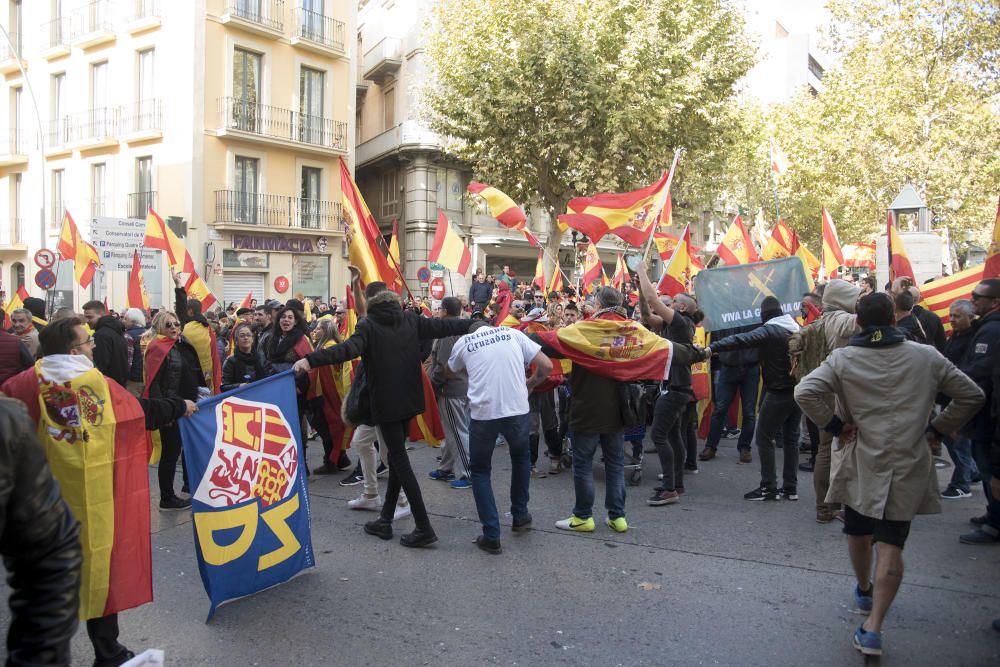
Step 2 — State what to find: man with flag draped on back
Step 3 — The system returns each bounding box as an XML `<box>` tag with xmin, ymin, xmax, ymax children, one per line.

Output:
<box><xmin>2</xmin><ymin>317</ymin><xmax>196</xmax><ymax>667</ymax></box>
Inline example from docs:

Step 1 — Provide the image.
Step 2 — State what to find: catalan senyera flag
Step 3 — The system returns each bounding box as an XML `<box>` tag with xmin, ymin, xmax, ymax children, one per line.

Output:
<box><xmin>821</xmin><ymin>208</ymin><xmax>845</xmax><ymax>279</ymax></box>
<box><xmin>920</xmin><ymin>265</ymin><xmax>984</xmax><ymax>332</ymax></box>
<box><xmin>532</xmin><ymin>249</ymin><xmax>545</xmax><ymax>291</ymax></box>
<box><xmin>340</xmin><ymin>157</ymin><xmax>397</xmax><ymax>287</ymax></box>
<box><xmin>58</xmin><ymin>212</ymin><xmax>102</xmax><ymax>289</ymax></box>
<box><xmin>887</xmin><ymin>211</ymin><xmax>915</xmax><ymax>282</ymax></box>
<box><xmin>534</xmin><ymin>312</ymin><xmax>674</xmax><ymax>382</ymax></box>
<box><xmin>581</xmin><ymin>242</ymin><xmax>603</xmax><ymax>294</ymax></box>
<box><xmin>1</xmin><ymin>362</ymin><xmax>152</xmax><ymax>621</ymax></box>
<box><xmin>3</xmin><ymin>285</ymin><xmax>29</xmax><ymax>329</ymax></box>
<box><xmin>429</xmin><ymin>209</ymin><xmax>471</xmax><ymax>275</ymax></box>
<box><xmin>657</xmin><ymin>224</ymin><xmax>700</xmax><ymax>297</ymax></box>
<box><xmin>761</xmin><ymin>220</ymin><xmax>795</xmax><ymax>260</ymax></box>
<box><xmin>770</xmin><ymin>139</ymin><xmax>789</xmax><ymax>176</ymax></box>
<box><xmin>984</xmin><ymin>196</ymin><xmax>1000</xmax><ymax>278</ymax></box>
<box><xmin>558</xmin><ymin>169</ymin><xmax>670</xmax><ymax>246</ymax></box>
<box><xmin>126</xmin><ymin>250</ymin><xmax>150</xmax><ymax>311</ymax></box>
<box><xmin>467</xmin><ymin>181</ymin><xmax>527</xmax><ymax>231</ymax></box>
<box><xmin>238</xmin><ymin>292</ymin><xmax>253</xmax><ymax>310</ymax></box>
<box><xmin>717</xmin><ymin>215</ymin><xmax>760</xmax><ymax>265</ymax></box>
<box><xmin>843</xmin><ymin>243</ymin><xmax>876</xmax><ymax>270</ymax></box>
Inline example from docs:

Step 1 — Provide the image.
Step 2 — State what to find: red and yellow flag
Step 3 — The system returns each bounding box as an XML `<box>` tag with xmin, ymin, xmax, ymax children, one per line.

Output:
<box><xmin>1</xmin><ymin>363</ymin><xmax>152</xmax><ymax>620</ymax></box>
<box><xmin>531</xmin><ymin>249</ymin><xmax>545</xmax><ymax>291</ymax></box>
<box><xmin>612</xmin><ymin>254</ymin><xmax>631</xmax><ymax>289</ymax></box>
<box><xmin>984</xmin><ymin>196</ymin><xmax>1000</xmax><ymax>278</ymax></box>
<box><xmin>843</xmin><ymin>243</ymin><xmax>876</xmax><ymax>270</ymax></box>
<box><xmin>921</xmin><ymin>265</ymin><xmax>984</xmax><ymax>332</ymax></box>
<box><xmin>717</xmin><ymin>215</ymin><xmax>760</xmax><ymax>265</ymax></box>
<box><xmin>145</xmin><ymin>208</ymin><xmax>217</xmax><ymax>309</ymax></box>
<box><xmin>770</xmin><ymin>139</ymin><xmax>789</xmax><ymax>176</ymax></box>
<box><xmin>340</xmin><ymin>157</ymin><xmax>396</xmax><ymax>287</ymax></box>
<box><xmin>182</xmin><ymin>320</ymin><xmax>223</xmax><ymax>394</ymax></box>
<box><xmin>58</xmin><ymin>212</ymin><xmax>102</xmax><ymax>289</ymax></box>
<box><xmin>126</xmin><ymin>250</ymin><xmax>150</xmax><ymax>311</ymax></box>
<box><xmin>308</xmin><ymin>335</ymin><xmax>355</xmax><ymax>464</ymax></box>
<box><xmin>238</xmin><ymin>292</ymin><xmax>253</xmax><ymax>310</ymax></box>
<box><xmin>559</xmin><ymin>170</ymin><xmax>671</xmax><ymax>246</ymax></box>
<box><xmin>792</xmin><ymin>234</ymin><xmax>821</xmax><ymax>280</ymax></box>
<box><xmin>821</xmin><ymin>208</ymin><xmax>845</xmax><ymax>279</ymax></box>
<box><xmin>657</xmin><ymin>224</ymin><xmax>700</xmax><ymax>296</ymax></box>
<box><xmin>183</xmin><ymin>271</ymin><xmax>217</xmax><ymax>311</ymax></box>
<box><xmin>581</xmin><ymin>242</ymin><xmax>603</xmax><ymax>294</ymax></box>
<box><xmin>659</xmin><ymin>190</ymin><xmax>673</xmax><ymax>230</ymax></box>
<box><xmin>468</xmin><ymin>181</ymin><xmax>527</xmax><ymax>231</ymax></box>
<box><xmin>887</xmin><ymin>211</ymin><xmax>915</xmax><ymax>282</ymax></box>
<box><xmin>3</xmin><ymin>284</ymin><xmax>29</xmax><ymax>329</ymax></box>
<box><xmin>429</xmin><ymin>209</ymin><xmax>471</xmax><ymax>275</ymax></box>
<box><xmin>547</xmin><ymin>266</ymin><xmax>564</xmax><ymax>294</ymax></box>
<box><xmin>761</xmin><ymin>220</ymin><xmax>795</xmax><ymax>260</ymax></box>
<box><xmin>409</xmin><ymin>368</ymin><xmax>445</xmax><ymax>446</ymax></box>
<box><xmin>534</xmin><ymin>312</ymin><xmax>674</xmax><ymax>382</ymax></box>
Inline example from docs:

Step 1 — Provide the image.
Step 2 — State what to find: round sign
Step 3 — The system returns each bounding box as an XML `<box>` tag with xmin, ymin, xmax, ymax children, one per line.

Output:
<box><xmin>416</xmin><ymin>266</ymin><xmax>431</xmax><ymax>283</ymax></box>
<box><xmin>274</xmin><ymin>276</ymin><xmax>290</xmax><ymax>294</ymax></box>
<box><xmin>429</xmin><ymin>277</ymin><xmax>446</xmax><ymax>300</ymax></box>
<box><xmin>34</xmin><ymin>269</ymin><xmax>56</xmax><ymax>290</ymax></box>
<box><xmin>34</xmin><ymin>249</ymin><xmax>56</xmax><ymax>269</ymax></box>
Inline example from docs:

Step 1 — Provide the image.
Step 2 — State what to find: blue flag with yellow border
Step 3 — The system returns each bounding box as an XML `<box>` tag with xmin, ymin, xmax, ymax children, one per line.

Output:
<box><xmin>179</xmin><ymin>370</ymin><xmax>314</xmax><ymax>620</ymax></box>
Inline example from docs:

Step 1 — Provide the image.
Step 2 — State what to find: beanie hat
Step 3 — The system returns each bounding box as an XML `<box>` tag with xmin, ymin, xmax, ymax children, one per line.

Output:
<box><xmin>760</xmin><ymin>296</ymin><xmax>783</xmax><ymax>322</ymax></box>
<box><xmin>23</xmin><ymin>296</ymin><xmax>46</xmax><ymax>320</ymax></box>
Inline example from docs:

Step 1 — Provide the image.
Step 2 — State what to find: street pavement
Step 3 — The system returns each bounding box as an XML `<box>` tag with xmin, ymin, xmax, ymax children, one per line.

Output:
<box><xmin>3</xmin><ymin>435</ymin><xmax>999</xmax><ymax>666</ymax></box>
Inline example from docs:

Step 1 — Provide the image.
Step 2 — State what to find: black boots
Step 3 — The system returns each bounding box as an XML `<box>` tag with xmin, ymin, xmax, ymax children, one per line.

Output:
<box><xmin>400</xmin><ymin>525</ymin><xmax>438</xmax><ymax>548</ymax></box>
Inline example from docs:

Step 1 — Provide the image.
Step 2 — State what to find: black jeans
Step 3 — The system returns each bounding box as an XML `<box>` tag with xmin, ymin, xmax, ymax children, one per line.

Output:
<box><xmin>87</xmin><ymin>614</ymin><xmax>128</xmax><ymax>663</ymax></box>
<box><xmin>681</xmin><ymin>400</ymin><xmax>698</xmax><ymax>468</ymax></box>
<box><xmin>650</xmin><ymin>390</ymin><xmax>689</xmax><ymax>491</ymax></box>
<box><xmin>158</xmin><ymin>424</ymin><xmax>183</xmax><ymax>501</ymax></box>
<box><xmin>805</xmin><ymin>417</ymin><xmax>820</xmax><ymax>460</ymax></box>
<box><xmin>755</xmin><ymin>389</ymin><xmax>801</xmax><ymax>491</ymax></box>
<box><xmin>378</xmin><ymin>419</ymin><xmax>431</xmax><ymax>529</ymax></box>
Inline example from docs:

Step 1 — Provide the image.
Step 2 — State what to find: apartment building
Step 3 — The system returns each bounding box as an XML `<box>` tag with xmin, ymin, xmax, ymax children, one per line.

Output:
<box><xmin>0</xmin><ymin>0</ymin><xmax>356</xmax><ymax>311</ymax></box>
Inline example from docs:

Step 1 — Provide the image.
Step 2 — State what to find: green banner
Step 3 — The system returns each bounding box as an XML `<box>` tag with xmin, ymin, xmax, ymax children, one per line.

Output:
<box><xmin>692</xmin><ymin>257</ymin><xmax>810</xmax><ymax>332</ymax></box>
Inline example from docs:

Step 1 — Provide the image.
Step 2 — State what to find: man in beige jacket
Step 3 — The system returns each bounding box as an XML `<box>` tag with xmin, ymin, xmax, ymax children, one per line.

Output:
<box><xmin>794</xmin><ymin>292</ymin><xmax>983</xmax><ymax>658</ymax></box>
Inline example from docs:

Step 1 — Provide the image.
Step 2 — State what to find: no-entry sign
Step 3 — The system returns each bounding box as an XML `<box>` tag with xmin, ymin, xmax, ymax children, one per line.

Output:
<box><xmin>429</xmin><ymin>277</ymin><xmax>446</xmax><ymax>300</ymax></box>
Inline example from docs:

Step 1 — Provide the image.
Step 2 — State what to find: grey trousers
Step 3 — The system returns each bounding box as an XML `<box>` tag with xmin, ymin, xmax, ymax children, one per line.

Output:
<box><xmin>438</xmin><ymin>394</ymin><xmax>471</xmax><ymax>479</ymax></box>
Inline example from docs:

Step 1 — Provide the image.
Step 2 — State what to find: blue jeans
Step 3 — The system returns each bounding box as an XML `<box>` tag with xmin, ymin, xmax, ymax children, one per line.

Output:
<box><xmin>971</xmin><ymin>439</ymin><xmax>1000</xmax><ymax>530</ymax></box>
<box><xmin>705</xmin><ymin>365</ymin><xmax>759</xmax><ymax>450</ymax></box>
<box><xmin>469</xmin><ymin>414</ymin><xmax>531</xmax><ymax>541</ymax></box>
<box><xmin>944</xmin><ymin>435</ymin><xmax>979</xmax><ymax>492</ymax></box>
<box><xmin>571</xmin><ymin>431</ymin><xmax>626</xmax><ymax>521</ymax></box>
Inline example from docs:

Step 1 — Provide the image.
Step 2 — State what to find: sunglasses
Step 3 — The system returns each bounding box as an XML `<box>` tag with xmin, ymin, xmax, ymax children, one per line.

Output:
<box><xmin>72</xmin><ymin>336</ymin><xmax>94</xmax><ymax>348</ymax></box>
<box><xmin>165</xmin><ymin>321</ymin><xmax>181</xmax><ymax>329</ymax></box>
<box><xmin>971</xmin><ymin>292</ymin><xmax>997</xmax><ymax>301</ymax></box>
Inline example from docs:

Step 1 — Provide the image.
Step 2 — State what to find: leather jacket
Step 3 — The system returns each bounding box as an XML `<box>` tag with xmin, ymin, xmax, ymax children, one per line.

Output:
<box><xmin>148</xmin><ymin>338</ymin><xmax>204</xmax><ymax>402</ymax></box>
<box><xmin>0</xmin><ymin>398</ymin><xmax>81</xmax><ymax>666</ymax></box>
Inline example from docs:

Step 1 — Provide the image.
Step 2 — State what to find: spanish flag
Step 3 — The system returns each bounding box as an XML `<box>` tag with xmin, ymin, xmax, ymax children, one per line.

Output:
<box><xmin>58</xmin><ymin>211</ymin><xmax>102</xmax><ymax>289</ymax></box>
<box><xmin>887</xmin><ymin>211</ymin><xmax>915</xmax><ymax>282</ymax></box>
<box><xmin>921</xmin><ymin>265</ymin><xmax>985</xmax><ymax>332</ymax></box>
<box><xmin>657</xmin><ymin>224</ymin><xmax>699</xmax><ymax>297</ymax></box>
<box><xmin>581</xmin><ymin>242</ymin><xmax>603</xmax><ymax>294</ymax></box>
<box><xmin>145</xmin><ymin>208</ymin><xmax>217</xmax><ymax>309</ymax></box>
<box><xmin>692</xmin><ymin>325</ymin><xmax>712</xmax><ymax>438</ymax></box>
<box><xmin>183</xmin><ymin>321</ymin><xmax>222</xmax><ymax>394</ymax></box>
<box><xmin>3</xmin><ymin>284</ymin><xmax>28</xmax><ymax>329</ymax></box>
<box><xmin>793</xmin><ymin>235</ymin><xmax>821</xmax><ymax>280</ymax></box>
<box><xmin>547</xmin><ymin>266</ymin><xmax>564</xmax><ymax>294</ymax></box>
<box><xmin>659</xmin><ymin>190</ymin><xmax>673</xmax><ymax>230</ymax></box>
<box><xmin>533</xmin><ymin>312</ymin><xmax>674</xmax><ymax>382</ymax></box>
<box><xmin>1</xmin><ymin>362</ymin><xmax>152</xmax><ymax>620</ymax></box>
<box><xmin>428</xmin><ymin>209</ymin><xmax>471</xmax><ymax>275</ymax></box>
<box><xmin>843</xmin><ymin>243</ymin><xmax>876</xmax><ymax>270</ymax></box>
<box><xmin>984</xmin><ymin>196</ymin><xmax>1000</xmax><ymax>278</ymax></box>
<box><xmin>468</xmin><ymin>181</ymin><xmax>527</xmax><ymax>230</ymax></box>
<box><xmin>612</xmin><ymin>254</ymin><xmax>631</xmax><ymax>289</ymax></box>
<box><xmin>654</xmin><ymin>231</ymin><xmax>679</xmax><ymax>260</ymax></box>
<box><xmin>820</xmin><ymin>208</ymin><xmax>845</xmax><ymax>279</ymax></box>
<box><xmin>770</xmin><ymin>138</ymin><xmax>790</xmax><ymax>176</ymax></box>
<box><xmin>761</xmin><ymin>220</ymin><xmax>795</xmax><ymax>260</ymax></box>
<box><xmin>126</xmin><ymin>250</ymin><xmax>151</xmax><ymax>311</ymax></box>
<box><xmin>341</xmin><ymin>285</ymin><xmax>357</xmax><ymax>337</ymax></box>
<box><xmin>409</xmin><ymin>367</ymin><xmax>445</xmax><ymax>446</ymax></box>
<box><xmin>308</xmin><ymin>338</ymin><xmax>355</xmax><ymax>465</ymax></box>
<box><xmin>238</xmin><ymin>292</ymin><xmax>253</xmax><ymax>310</ymax></box>
<box><xmin>717</xmin><ymin>215</ymin><xmax>759</xmax><ymax>265</ymax></box>
<box><xmin>531</xmin><ymin>249</ymin><xmax>545</xmax><ymax>291</ymax></box>
<box><xmin>183</xmin><ymin>271</ymin><xmax>217</xmax><ymax>311</ymax></box>
<box><xmin>340</xmin><ymin>157</ymin><xmax>396</xmax><ymax>287</ymax></box>
<box><xmin>559</xmin><ymin>169</ymin><xmax>670</xmax><ymax>246</ymax></box>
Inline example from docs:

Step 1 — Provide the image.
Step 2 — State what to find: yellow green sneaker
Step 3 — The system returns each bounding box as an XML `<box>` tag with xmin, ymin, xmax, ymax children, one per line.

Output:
<box><xmin>606</xmin><ymin>516</ymin><xmax>628</xmax><ymax>533</ymax></box>
<box><xmin>555</xmin><ymin>515</ymin><xmax>595</xmax><ymax>532</ymax></box>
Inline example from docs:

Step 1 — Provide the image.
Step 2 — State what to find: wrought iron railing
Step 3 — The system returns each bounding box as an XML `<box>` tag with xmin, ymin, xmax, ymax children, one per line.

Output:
<box><xmin>215</xmin><ymin>190</ymin><xmax>341</xmax><ymax>230</ymax></box>
<box><xmin>123</xmin><ymin>99</ymin><xmax>162</xmax><ymax>134</ymax></box>
<box><xmin>227</xmin><ymin>0</ymin><xmax>284</xmax><ymax>32</ymax></box>
<box><xmin>71</xmin><ymin>107</ymin><xmax>120</xmax><ymax>143</ymax></box>
<box><xmin>0</xmin><ymin>129</ymin><xmax>28</xmax><ymax>155</ymax></box>
<box><xmin>73</xmin><ymin>0</ymin><xmax>114</xmax><ymax>38</ymax></box>
<box><xmin>43</xmin><ymin>17</ymin><xmax>70</xmax><ymax>50</ymax></box>
<box><xmin>128</xmin><ymin>191</ymin><xmax>157</xmax><ymax>219</ymax></box>
<box><xmin>293</xmin><ymin>5</ymin><xmax>345</xmax><ymax>52</ymax></box>
<box><xmin>218</xmin><ymin>96</ymin><xmax>347</xmax><ymax>151</ymax></box>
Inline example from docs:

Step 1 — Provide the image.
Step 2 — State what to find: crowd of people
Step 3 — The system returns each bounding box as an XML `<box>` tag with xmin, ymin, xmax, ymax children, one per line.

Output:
<box><xmin>1</xmin><ymin>260</ymin><xmax>999</xmax><ymax>664</ymax></box>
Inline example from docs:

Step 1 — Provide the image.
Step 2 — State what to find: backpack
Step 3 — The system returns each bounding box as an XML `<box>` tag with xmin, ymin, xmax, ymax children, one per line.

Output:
<box><xmin>788</xmin><ymin>318</ymin><xmax>828</xmax><ymax>381</ymax></box>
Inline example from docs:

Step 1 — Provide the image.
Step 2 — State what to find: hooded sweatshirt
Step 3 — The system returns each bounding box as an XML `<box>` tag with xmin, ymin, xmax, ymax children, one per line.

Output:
<box><xmin>819</xmin><ymin>279</ymin><xmax>861</xmax><ymax>352</ymax></box>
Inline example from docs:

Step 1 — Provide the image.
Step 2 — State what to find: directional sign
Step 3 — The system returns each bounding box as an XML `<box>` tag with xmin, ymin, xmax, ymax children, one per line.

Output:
<box><xmin>416</xmin><ymin>266</ymin><xmax>431</xmax><ymax>283</ymax></box>
<box><xmin>429</xmin><ymin>277</ymin><xmax>446</xmax><ymax>300</ymax></box>
<box><xmin>34</xmin><ymin>249</ymin><xmax>56</xmax><ymax>269</ymax></box>
<box><xmin>34</xmin><ymin>269</ymin><xmax>56</xmax><ymax>290</ymax></box>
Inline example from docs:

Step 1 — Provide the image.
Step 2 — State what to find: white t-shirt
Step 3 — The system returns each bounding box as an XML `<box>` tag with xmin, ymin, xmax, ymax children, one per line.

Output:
<box><xmin>448</xmin><ymin>326</ymin><xmax>542</xmax><ymax>421</ymax></box>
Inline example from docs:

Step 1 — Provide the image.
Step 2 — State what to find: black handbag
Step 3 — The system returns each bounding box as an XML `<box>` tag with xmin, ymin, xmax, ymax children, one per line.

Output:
<box><xmin>343</xmin><ymin>362</ymin><xmax>374</xmax><ymax>427</ymax></box>
<box><xmin>618</xmin><ymin>382</ymin><xmax>644</xmax><ymax>428</ymax></box>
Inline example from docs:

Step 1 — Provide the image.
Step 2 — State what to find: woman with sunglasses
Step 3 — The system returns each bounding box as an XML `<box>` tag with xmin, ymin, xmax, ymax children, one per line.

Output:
<box><xmin>143</xmin><ymin>310</ymin><xmax>208</xmax><ymax>510</ymax></box>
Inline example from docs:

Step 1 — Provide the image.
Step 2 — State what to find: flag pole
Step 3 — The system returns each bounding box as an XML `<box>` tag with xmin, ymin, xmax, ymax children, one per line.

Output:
<box><xmin>641</xmin><ymin>148</ymin><xmax>684</xmax><ymax>264</ymax></box>
<box><xmin>771</xmin><ymin>170</ymin><xmax>781</xmax><ymax>222</ymax></box>
<box><xmin>382</xmin><ymin>239</ymin><xmax>416</xmax><ymax>302</ymax></box>
<box><xmin>446</xmin><ymin>268</ymin><xmax>455</xmax><ymax>298</ymax></box>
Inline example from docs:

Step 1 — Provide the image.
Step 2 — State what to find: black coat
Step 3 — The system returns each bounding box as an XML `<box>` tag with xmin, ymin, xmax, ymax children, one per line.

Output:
<box><xmin>305</xmin><ymin>292</ymin><xmax>472</xmax><ymax>424</ymax></box>
<box><xmin>711</xmin><ymin>315</ymin><xmax>798</xmax><ymax>391</ymax></box>
<box><xmin>913</xmin><ymin>304</ymin><xmax>946</xmax><ymax>352</ymax></box>
<box><xmin>221</xmin><ymin>349</ymin><xmax>272</xmax><ymax>392</ymax></box>
<box><xmin>93</xmin><ymin>315</ymin><xmax>129</xmax><ymax>387</ymax></box>
<box><xmin>147</xmin><ymin>338</ymin><xmax>205</xmax><ymax>402</ymax></box>
<box><xmin>961</xmin><ymin>310</ymin><xmax>1000</xmax><ymax>441</ymax></box>
<box><xmin>0</xmin><ymin>398</ymin><xmax>82</xmax><ymax>664</ymax></box>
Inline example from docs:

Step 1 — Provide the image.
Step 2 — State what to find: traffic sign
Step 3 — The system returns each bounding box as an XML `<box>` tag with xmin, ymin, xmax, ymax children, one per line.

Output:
<box><xmin>416</xmin><ymin>266</ymin><xmax>431</xmax><ymax>283</ymax></box>
<box><xmin>34</xmin><ymin>249</ymin><xmax>56</xmax><ymax>269</ymax></box>
<box><xmin>429</xmin><ymin>277</ymin><xmax>446</xmax><ymax>300</ymax></box>
<box><xmin>34</xmin><ymin>269</ymin><xmax>56</xmax><ymax>290</ymax></box>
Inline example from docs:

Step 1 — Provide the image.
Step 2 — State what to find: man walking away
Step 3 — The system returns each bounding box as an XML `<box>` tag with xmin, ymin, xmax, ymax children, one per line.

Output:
<box><xmin>795</xmin><ymin>292</ymin><xmax>982</xmax><ymax>657</ymax></box>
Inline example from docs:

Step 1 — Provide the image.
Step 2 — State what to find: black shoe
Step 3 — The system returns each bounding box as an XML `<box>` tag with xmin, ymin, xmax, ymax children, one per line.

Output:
<box><xmin>798</xmin><ymin>461</ymin><xmax>815</xmax><ymax>472</ymax></box>
<box><xmin>336</xmin><ymin>452</ymin><xmax>353</xmax><ymax>471</ymax></box>
<box><xmin>93</xmin><ymin>649</ymin><xmax>135</xmax><ymax>667</ymax></box>
<box><xmin>313</xmin><ymin>463</ymin><xmax>338</xmax><ymax>475</ymax></box>
<box><xmin>744</xmin><ymin>487</ymin><xmax>779</xmax><ymax>501</ymax></box>
<box><xmin>475</xmin><ymin>535</ymin><xmax>502</xmax><ymax>554</ymax></box>
<box><xmin>339</xmin><ymin>471</ymin><xmax>364</xmax><ymax>486</ymax></box>
<box><xmin>512</xmin><ymin>513</ymin><xmax>533</xmax><ymax>532</ymax></box>
<box><xmin>159</xmin><ymin>495</ymin><xmax>191</xmax><ymax>511</ymax></box>
<box><xmin>180</xmin><ymin>484</ymin><xmax>189</xmax><ymax>494</ymax></box>
<box><xmin>683</xmin><ymin>464</ymin><xmax>699</xmax><ymax>474</ymax></box>
<box><xmin>971</xmin><ymin>514</ymin><xmax>989</xmax><ymax>526</ymax></box>
<box><xmin>400</xmin><ymin>526</ymin><xmax>438</xmax><ymax>548</ymax></box>
<box><xmin>376</xmin><ymin>462</ymin><xmax>388</xmax><ymax>478</ymax></box>
<box><xmin>364</xmin><ymin>518</ymin><xmax>393</xmax><ymax>540</ymax></box>
<box><xmin>779</xmin><ymin>486</ymin><xmax>799</xmax><ymax>501</ymax></box>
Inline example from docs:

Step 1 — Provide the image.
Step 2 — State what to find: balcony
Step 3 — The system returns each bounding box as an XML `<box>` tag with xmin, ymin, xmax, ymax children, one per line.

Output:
<box><xmin>0</xmin><ymin>219</ymin><xmax>25</xmax><ymax>249</ymax></box>
<box><xmin>71</xmin><ymin>0</ymin><xmax>116</xmax><ymax>49</ymax></box>
<box><xmin>128</xmin><ymin>191</ymin><xmax>157</xmax><ymax>219</ymax></box>
<box><xmin>291</xmin><ymin>5</ymin><xmax>346</xmax><ymax>57</ymax></box>
<box><xmin>215</xmin><ymin>190</ymin><xmax>342</xmax><ymax>232</ymax></box>
<box><xmin>0</xmin><ymin>129</ymin><xmax>29</xmax><ymax>167</ymax></box>
<box><xmin>41</xmin><ymin>17</ymin><xmax>71</xmax><ymax>59</ymax></box>
<box><xmin>45</xmin><ymin>118</ymin><xmax>73</xmax><ymax>157</ymax></box>
<box><xmin>90</xmin><ymin>199</ymin><xmax>107</xmax><ymax>219</ymax></box>
<box><xmin>362</xmin><ymin>37</ymin><xmax>402</xmax><ymax>84</ymax></box>
<box><xmin>356</xmin><ymin>120</ymin><xmax>441</xmax><ymax>167</ymax></box>
<box><xmin>122</xmin><ymin>99</ymin><xmax>162</xmax><ymax>142</ymax></box>
<box><xmin>70</xmin><ymin>107</ymin><xmax>120</xmax><ymax>150</ymax></box>
<box><xmin>217</xmin><ymin>97</ymin><xmax>347</xmax><ymax>155</ymax></box>
<box><xmin>128</xmin><ymin>0</ymin><xmax>161</xmax><ymax>34</ymax></box>
<box><xmin>221</xmin><ymin>0</ymin><xmax>285</xmax><ymax>39</ymax></box>
<box><xmin>0</xmin><ymin>32</ymin><xmax>22</xmax><ymax>74</ymax></box>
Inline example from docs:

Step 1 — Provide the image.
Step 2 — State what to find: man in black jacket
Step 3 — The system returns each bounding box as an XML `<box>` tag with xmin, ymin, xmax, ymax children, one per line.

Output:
<box><xmin>705</xmin><ymin>296</ymin><xmax>801</xmax><ymax>502</ymax></box>
<box><xmin>83</xmin><ymin>300</ymin><xmax>129</xmax><ymax>387</ymax></box>
<box><xmin>939</xmin><ymin>300</ymin><xmax>979</xmax><ymax>498</ymax></box>
<box><xmin>699</xmin><ymin>323</ymin><xmax>760</xmax><ymax>463</ymax></box>
<box><xmin>0</xmin><ymin>398</ymin><xmax>81</xmax><ymax>667</ymax></box>
<box><xmin>293</xmin><ymin>282</ymin><xmax>473</xmax><ymax>548</ymax></box>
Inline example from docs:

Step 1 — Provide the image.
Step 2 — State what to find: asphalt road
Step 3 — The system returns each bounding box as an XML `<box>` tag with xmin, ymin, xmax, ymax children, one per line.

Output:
<box><xmin>3</xmin><ymin>436</ymin><xmax>999</xmax><ymax>666</ymax></box>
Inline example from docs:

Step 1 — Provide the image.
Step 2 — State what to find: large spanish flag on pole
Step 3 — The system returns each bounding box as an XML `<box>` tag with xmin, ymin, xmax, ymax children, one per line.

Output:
<box><xmin>887</xmin><ymin>211</ymin><xmax>915</xmax><ymax>281</ymax></box>
<box><xmin>144</xmin><ymin>209</ymin><xmax>217</xmax><ymax>309</ymax></box>
<box><xmin>1</xmin><ymin>362</ymin><xmax>152</xmax><ymax>620</ymax></box>
<box><xmin>339</xmin><ymin>157</ymin><xmax>396</xmax><ymax>286</ymax></box>
<box><xmin>761</xmin><ymin>219</ymin><xmax>795</xmax><ymax>260</ymax></box>
<box><xmin>717</xmin><ymin>215</ymin><xmax>759</xmax><ymax>265</ymax></box>
<box><xmin>428</xmin><ymin>209</ymin><xmax>471</xmax><ymax>275</ymax></box>
<box><xmin>820</xmin><ymin>208</ymin><xmax>845</xmax><ymax>279</ymax></box>
<box><xmin>126</xmin><ymin>250</ymin><xmax>151</xmax><ymax>311</ymax></box>
<box><xmin>657</xmin><ymin>224</ymin><xmax>700</xmax><ymax>296</ymax></box>
<box><xmin>58</xmin><ymin>211</ymin><xmax>102</xmax><ymax>289</ymax></box>
<box><xmin>468</xmin><ymin>181</ymin><xmax>526</xmax><ymax>230</ymax></box>
<box><xmin>558</xmin><ymin>169</ymin><xmax>670</xmax><ymax>246</ymax></box>
<box><xmin>531</xmin><ymin>249</ymin><xmax>545</xmax><ymax>291</ymax></box>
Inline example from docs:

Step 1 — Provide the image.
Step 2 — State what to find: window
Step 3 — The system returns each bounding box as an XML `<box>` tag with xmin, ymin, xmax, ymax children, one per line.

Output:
<box><xmin>355</xmin><ymin>107</ymin><xmax>363</xmax><ymax>143</ymax></box>
<box><xmin>300</xmin><ymin>0</ymin><xmax>325</xmax><ymax>41</ymax></box>
<box><xmin>298</xmin><ymin>66</ymin><xmax>325</xmax><ymax>143</ymax></box>
<box><xmin>90</xmin><ymin>61</ymin><xmax>109</xmax><ymax>138</ymax></box>
<box><xmin>383</xmin><ymin>85</ymin><xmax>395</xmax><ymax>131</ymax></box>
<box><xmin>380</xmin><ymin>169</ymin><xmax>398</xmax><ymax>218</ymax></box>
<box><xmin>232</xmin><ymin>48</ymin><xmax>261</xmax><ymax>132</ymax></box>
<box><xmin>300</xmin><ymin>166</ymin><xmax>321</xmax><ymax>228</ymax></box>
<box><xmin>131</xmin><ymin>157</ymin><xmax>154</xmax><ymax>218</ymax></box>
<box><xmin>235</xmin><ymin>156</ymin><xmax>259</xmax><ymax>224</ymax></box>
<box><xmin>51</xmin><ymin>169</ymin><xmax>64</xmax><ymax>228</ymax></box>
<box><xmin>91</xmin><ymin>163</ymin><xmax>105</xmax><ymax>217</ymax></box>
<box><xmin>10</xmin><ymin>172</ymin><xmax>21</xmax><ymax>223</ymax></box>
<box><xmin>10</xmin><ymin>0</ymin><xmax>22</xmax><ymax>57</ymax></box>
<box><xmin>50</xmin><ymin>72</ymin><xmax>67</xmax><ymax>145</ymax></box>
<box><xmin>9</xmin><ymin>86</ymin><xmax>22</xmax><ymax>152</ymax></box>
<box><xmin>436</xmin><ymin>168</ymin><xmax>464</xmax><ymax>212</ymax></box>
<box><xmin>137</xmin><ymin>48</ymin><xmax>154</xmax><ymax>104</ymax></box>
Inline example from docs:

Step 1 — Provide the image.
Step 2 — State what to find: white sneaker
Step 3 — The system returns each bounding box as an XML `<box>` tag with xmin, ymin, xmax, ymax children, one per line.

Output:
<box><xmin>348</xmin><ymin>494</ymin><xmax>381</xmax><ymax>511</ymax></box>
<box><xmin>394</xmin><ymin>501</ymin><xmax>412</xmax><ymax>521</ymax></box>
